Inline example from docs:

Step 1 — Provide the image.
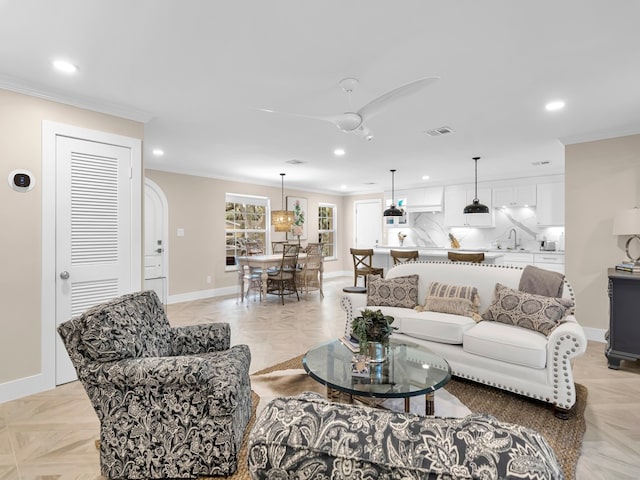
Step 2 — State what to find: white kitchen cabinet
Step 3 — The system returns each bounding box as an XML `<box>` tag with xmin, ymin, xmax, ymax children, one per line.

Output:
<box><xmin>405</xmin><ymin>186</ymin><xmax>444</xmax><ymax>212</ymax></box>
<box><xmin>501</xmin><ymin>252</ymin><xmax>535</xmax><ymax>266</ymax></box>
<box><xmin>536</xmin><ymin>182</ymin><xmax>564</xmax><ymax>226</ymax></box>
<box><xmin>533</xmin><ymin>253</ymin><xmax>565</xmax><ymax>274</ymax></box>
<box><xmin>493</xmin><ymin>185</ymin><xmax>537</xmax><ymax>207</ymax></box>
<box><xmin>499</xmin><ymin>251</ymin><xmax>565</xmax><ymax>274</ymax></box>
<box><xmin>444</xmin><ymin>187</ymin><xmax>494</xmax><ymax>227</ymax></box>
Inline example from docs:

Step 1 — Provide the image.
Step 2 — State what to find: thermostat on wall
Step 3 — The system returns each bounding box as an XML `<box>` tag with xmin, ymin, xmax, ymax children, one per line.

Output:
<box><xmin>8</xmin><ymin>169</ymin><xmax>35</xmax><ymax>192</ymax></box>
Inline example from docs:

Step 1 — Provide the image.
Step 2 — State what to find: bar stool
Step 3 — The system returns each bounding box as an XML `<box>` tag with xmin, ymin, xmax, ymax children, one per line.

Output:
<box><xmin>350</xmin><ymin>248</ymin><xmax>384</xmax><ymax>287</ymax></box>
<box><xmin>447</xmin><ymin>252</ymin><xmax>485</xmax><ymax>263</ymax></box>
<box><xmin>390</xmin><ymin>249</ymin><xmax>419</xmax><ymax>265</ymax></box>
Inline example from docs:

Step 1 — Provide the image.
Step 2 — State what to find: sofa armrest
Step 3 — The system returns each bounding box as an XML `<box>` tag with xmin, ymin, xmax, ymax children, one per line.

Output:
<box><xmin>339</xmin><ymin>293</ymin><xmax>368</xmax><ymax>336</ymax></box>
<box><xmin>545</xmin><ymin>315</ymin><xmax>587</xmax><ymax>409</ymax></box>
<box><xmin>248</xmin><ymin>392</ymin><xmax>564</xmax><ymax>480</ymax></box>
<box><xmin>171</xmin><ymin>322</ymin><xmax>231</xmax><ymax>355</ymax></box>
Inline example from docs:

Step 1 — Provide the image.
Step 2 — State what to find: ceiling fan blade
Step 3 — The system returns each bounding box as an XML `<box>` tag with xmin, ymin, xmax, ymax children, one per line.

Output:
<box><xmin>256</xmin><ymin>108</ymin><xmax>343</xmax><ymax>126</ymax></box>
<box><xmin>357</xmin><ymin>76</ymin><xmax>440</xmax><ymax>121</ymax></box>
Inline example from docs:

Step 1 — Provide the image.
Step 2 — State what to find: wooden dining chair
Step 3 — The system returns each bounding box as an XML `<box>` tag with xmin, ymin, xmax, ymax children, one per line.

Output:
<box><xmin>350</xmin><ymin>248</ymin><xmax>384</xmax><ymax>287</ymax></box>
<box><xmin>390</xmin><ymin>249</ymin><xmax>419</xmax><ymax>265</ymax></box>
<box><xmin>447</xmin><ymin>251</ymin><xmax>485</xmax><ymax>263</ymax></box>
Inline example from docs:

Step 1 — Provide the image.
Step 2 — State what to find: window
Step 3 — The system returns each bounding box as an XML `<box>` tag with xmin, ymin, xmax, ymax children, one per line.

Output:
<box><xmin>318</xmin><ymin>203</ymin><xmax>337</xmax><ymax>260</ymax></box>
<box><xmin>225</xmin><ymin>194</ymin><xmax>268</xmax><ymax>268</ymax></box>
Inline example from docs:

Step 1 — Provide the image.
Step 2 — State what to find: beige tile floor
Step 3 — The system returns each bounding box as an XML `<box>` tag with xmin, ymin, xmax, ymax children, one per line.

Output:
<box><xmin>1</xmin><ymin>277</ymin><xmax>639</xmax><ymax>479</ymax></box>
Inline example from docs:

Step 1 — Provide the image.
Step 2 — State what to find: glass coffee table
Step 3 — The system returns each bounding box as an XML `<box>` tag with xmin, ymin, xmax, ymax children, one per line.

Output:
<box><xmin>302</xmin><ymin>338</ymin><xmax>451</xmax><ymax>416</ymax></box>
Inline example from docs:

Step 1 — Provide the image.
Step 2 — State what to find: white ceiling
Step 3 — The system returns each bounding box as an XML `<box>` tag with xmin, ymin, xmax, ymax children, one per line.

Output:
<box><xmin>1</xmin><ymin>0</ymin><xmax>639</xmax><ymax>194</ymax></box>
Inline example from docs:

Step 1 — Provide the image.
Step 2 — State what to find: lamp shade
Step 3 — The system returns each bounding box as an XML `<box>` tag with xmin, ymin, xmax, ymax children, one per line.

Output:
<box><xmin>464</xmin><ymin>199</ymin><xmax>490</xmax><ymax>214</ymax></box>
<box><xmin>271</xmin><ymin>210</ymin><xmax>295</xmax><ymax>232</ymax></box>
<box><xmin>612</xmin><ymin>207</ymin><xmax>640</xmax><ymax>235</ymax></box>
<box><xmin>383</xmin><ymin>205</ymin><xmax>404</xmax><ymax>216</ymax></box>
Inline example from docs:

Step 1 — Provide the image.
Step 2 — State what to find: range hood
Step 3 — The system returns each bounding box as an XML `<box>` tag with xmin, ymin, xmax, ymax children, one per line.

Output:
<box><xmin>405</xmin><ymin>186</ymin><xmax>444</xmax><ymax>212</ymax></box>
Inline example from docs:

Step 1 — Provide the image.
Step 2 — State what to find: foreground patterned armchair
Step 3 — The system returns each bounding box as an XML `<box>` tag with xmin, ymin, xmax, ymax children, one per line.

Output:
<box><xmin>248</xmin><ymin>392</ymin><xmax>565</xmax><ymax>480</ymax></box>
<box><xmin>57</xmin><ymin>290</ymin><xmax>252</xmax><ymax>479</ymax></box>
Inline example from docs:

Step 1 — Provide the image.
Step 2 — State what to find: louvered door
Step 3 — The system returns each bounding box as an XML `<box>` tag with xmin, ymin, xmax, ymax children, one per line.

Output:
<box><xmin>55</xmin><ymin>136</ymin><xmax>133</xmax><ymax>384</ymax></box>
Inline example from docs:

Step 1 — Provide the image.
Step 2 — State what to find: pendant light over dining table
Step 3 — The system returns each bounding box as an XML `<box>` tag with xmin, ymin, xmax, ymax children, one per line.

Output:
<box><xmin>271</xmin><ymin>173</ymin><xmax>295</xmax><ymax>232</ymax></box>
<box><xmin>463</xmin><ymin>157</ymin><xmax>490</xmax><ymax>214</ymax></box>
<box><xmin>383</xmin><ymin>169</ymin><xmax>404</xmax><ymax>217</ymax></box>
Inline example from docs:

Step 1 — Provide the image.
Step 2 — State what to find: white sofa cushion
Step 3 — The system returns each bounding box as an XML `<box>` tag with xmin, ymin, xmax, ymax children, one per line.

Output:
<box><xmin>463</xmin><ymin>321</ymin><xmax>547</xmax><ymax>369</ymax></box>
<box><xmin>400</xmin><ymin>311</ymin><xmax>477</xmax><ymax>344</ymax></box>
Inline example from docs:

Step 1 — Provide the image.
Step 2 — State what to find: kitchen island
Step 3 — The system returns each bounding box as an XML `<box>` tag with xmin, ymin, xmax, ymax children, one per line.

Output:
<box><xmin>372</xmin><ymin>246</ymin><xmax>505</xmax><ymax>274</ymax></box>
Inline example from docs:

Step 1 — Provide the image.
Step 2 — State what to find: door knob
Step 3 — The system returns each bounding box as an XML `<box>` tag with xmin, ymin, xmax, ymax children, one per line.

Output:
<box><xmin>155</xmin><ymin>248</ymin><xmax>163</xmax><ymax>253</ymax></box>
<box><xmin>60</xmin><ymin>271</ymin><xmax>70</xmax><ymax>280</ymax></box>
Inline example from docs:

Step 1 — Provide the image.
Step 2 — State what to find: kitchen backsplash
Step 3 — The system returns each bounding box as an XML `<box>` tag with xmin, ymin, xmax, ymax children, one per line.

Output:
<box><xmin>387</xmin><ymin>208</ymin><xmax>565</xmax><ymax>251</ymax></box>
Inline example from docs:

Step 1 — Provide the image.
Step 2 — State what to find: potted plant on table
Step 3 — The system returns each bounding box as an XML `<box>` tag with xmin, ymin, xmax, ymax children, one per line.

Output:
<box><xmin>351</xmin><ymin>309</ymin><xmax>395</xmax><ymax>362</ymax></box>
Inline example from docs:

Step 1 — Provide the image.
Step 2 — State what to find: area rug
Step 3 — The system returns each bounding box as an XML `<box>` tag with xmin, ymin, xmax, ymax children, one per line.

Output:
<box><xmin>206</xmin><ymin>354</ymin><xmax>587</xmax><ymax>480</ymax></box>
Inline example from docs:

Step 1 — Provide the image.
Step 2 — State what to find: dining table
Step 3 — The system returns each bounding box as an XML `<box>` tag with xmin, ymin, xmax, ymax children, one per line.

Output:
<box><xmin>236</xmin><ymin>253</ymin><xmax>323</xmax><ymax>302</ymax></box>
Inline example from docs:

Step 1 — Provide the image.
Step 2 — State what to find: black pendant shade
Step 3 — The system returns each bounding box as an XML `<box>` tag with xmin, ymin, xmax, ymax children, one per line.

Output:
<box><xmin>383</xmin><ymin>169</ymin><xmax>404</xmax><ymax>217</ymax></box>
<box><xmin>463</xmin><ymin>157</ymin><xmax>489</xmax><ymax>214</ymax></box>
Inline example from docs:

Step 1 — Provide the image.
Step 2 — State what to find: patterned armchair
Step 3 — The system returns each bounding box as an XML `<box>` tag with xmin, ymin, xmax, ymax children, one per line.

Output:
<box><xmin>248</xmin><ymin>392</ymin><xmax>565</xmax><ymax>480</ymax></box>
<box><xmin>57</xmin><ymin>290</ymin><xmax>252</xmax><ymax>479</ymax></box>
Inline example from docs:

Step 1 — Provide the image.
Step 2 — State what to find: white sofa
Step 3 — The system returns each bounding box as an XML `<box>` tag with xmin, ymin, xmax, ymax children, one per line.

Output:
<box><xmin>339</xmin><ymin>261</ymin><xmax>587</xmax><ymax>417</ymax></box>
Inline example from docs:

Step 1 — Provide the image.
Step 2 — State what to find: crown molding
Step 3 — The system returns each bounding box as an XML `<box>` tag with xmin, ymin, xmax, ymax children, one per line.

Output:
<box><xmin>0</xmin><ymin>74</ymin><xmax>155</xmax><ymax>123</ymax></box>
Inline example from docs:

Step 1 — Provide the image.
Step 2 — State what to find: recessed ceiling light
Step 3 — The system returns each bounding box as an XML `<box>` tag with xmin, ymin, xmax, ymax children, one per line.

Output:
<box><xmin>422</xmin><ymin>175</ymin><xmax>430</xmax><ymax>180</ymax></box>
<box><xmin>152</xmin><ymin>149</ymin><xmax>164</xmax><ymax>156</ymax></box>
<box><xmin>545</xmin><ymin>100</ymin><xmax>565</xmax><ymax>111</ymax></box>
<box><xmin>333</xmin><ymin>148</ymin><xmax>345</xmax><ymax>156</ymax></box>
<box><xmin>52</xmin><ymin>59</ymin><xmax>78</xmax><ymax>74</ymax></box>
<box><xmin>340</xmin><ymin>184</ymin><xmax>347</xmax><ymax>190</ymax></box>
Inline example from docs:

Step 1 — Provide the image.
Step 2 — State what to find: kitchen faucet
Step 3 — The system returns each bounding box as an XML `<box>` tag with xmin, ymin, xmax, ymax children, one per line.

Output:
<box><xmin>508</xmin><ymin>228</ymin><xmax>518</xmax><ymax>249</ymax></box>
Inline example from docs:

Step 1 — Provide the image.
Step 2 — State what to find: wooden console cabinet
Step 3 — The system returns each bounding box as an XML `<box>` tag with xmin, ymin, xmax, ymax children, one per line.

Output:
<box><xmin>606</xmin><ymin>268</ymin><xmax>640</xmax><ymax>369</ymax></box>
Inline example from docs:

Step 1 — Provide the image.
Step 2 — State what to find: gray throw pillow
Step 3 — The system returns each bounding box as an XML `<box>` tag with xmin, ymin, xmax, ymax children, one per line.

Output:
<box><xmin>481</xmin><ymin>283</ymin><xmax>574</xmax><ymax>336</ymax></box>
<box><xmin>366</xmin><ymin>274</ymin><xmax>419</xmax><ymax>309</ymax></box>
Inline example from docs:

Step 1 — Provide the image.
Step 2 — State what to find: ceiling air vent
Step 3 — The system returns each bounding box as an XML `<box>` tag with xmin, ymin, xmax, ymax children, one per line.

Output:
<box><xmin>285</xmin><ymin>159</ymin><xmax>305</xmax><ymax>165</ymax></box>
<box><xmin>425</xmin><ymin>126</ymin><xmax>454</xmax><ymax>137</ymax></box>
<box><xmin>531</xmin><ymin>161</ymin><xmax>551</xmax><ymax>166</ymax></box>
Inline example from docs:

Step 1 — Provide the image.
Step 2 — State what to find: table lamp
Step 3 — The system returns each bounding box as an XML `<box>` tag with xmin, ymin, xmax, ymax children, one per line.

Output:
<box><xmin>613</xmin><ymin>206</ymin><xmax>640</xmax><ymax>265</ymax></box>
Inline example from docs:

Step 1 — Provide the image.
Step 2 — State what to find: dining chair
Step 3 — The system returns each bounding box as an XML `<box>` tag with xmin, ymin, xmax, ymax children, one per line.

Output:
<box><xmin>350</xmin><ymin>248</ymin><xmax>384</xmax><ymax>287</ymax></box>
<box><xmin>236</xmin><ymin>257</ymin><xmax>262</xmax><ymax>303</ymax></box>
<box><xmin>447</xmin><ymin>251</ymin><xmax>485</xmax><ymax>263</ymax></box>
<box><xmin>304</xmin><ymin>243</ymin><xmax>324</xmax><ymax>255</ymax></box>
<box><xmin>271</xmin><ymin>241</ymin><xmax>287</xmax><ymax>254</ymax></box>
<box><xmin>267</xmin><ymin>244</ymin><xmax>300</xmax><ymax>304</ymax></box>
<box><xmin>390</xmin><ymin>249</ymin><xmax>419</xmax><ymax>265</ymax></box>
<box><xmin>246</xmin><ymin>239</ymin><xmax>264</xmax><ymax>255</ymax></box>
<box><xmin>296</xmin><ymin>248</ymin><xmax>323</xmax><ymax>297</ymax></box>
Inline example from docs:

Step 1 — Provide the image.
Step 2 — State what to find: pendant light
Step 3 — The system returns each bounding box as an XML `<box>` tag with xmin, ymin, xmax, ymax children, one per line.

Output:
<box><xmin>383</xmin><ymin>169</ymin><xmax>404</xmax><ymax>217</ymax></box>
<box><xmin>463</xmin><ymin>157</ymin><xmax>489</xmax><ymax>214</ymax></box>
<box><xmin>271</xmin><ymin>173</ymin><xmax>295</xmax><ymax>232</ymax></box>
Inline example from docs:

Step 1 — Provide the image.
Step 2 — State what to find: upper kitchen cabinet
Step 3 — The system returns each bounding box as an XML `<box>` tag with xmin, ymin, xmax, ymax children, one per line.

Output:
<box><xmin>536</xmin><ymin>182</ymin><xmax>564</xmax><ymax>226</ymax></box>
<box><xmin>405</xmin><ymin>186</ymin><xmax>444</xmax><ymax>212</ymax></box>
<box><xmin>444</xmin><ymin>187</ymin><xmax>494</xmax><ymax>227</ymax></box>
<box><xmin>493</xmin><ymin>185</ymin><xmax>537</xmax><ymax>208</ymax></box>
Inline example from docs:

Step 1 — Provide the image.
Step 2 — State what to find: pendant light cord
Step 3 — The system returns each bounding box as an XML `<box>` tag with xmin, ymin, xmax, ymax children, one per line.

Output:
<box><xmin>473</xmin><ymin>157</ymin><xmax>479</xmax><ymax>201</ymax></box>
<box><xmin>280</xmin><ymin>173</ymin><xmax>285</xmax><ymax>209</ymax></box>
<box><xmin>391</xmin><ymin>169</ymin><xmax>396</xmax><ymax>205</ymax></box>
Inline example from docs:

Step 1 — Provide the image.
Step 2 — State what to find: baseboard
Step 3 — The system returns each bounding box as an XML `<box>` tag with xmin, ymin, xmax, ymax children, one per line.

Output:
<box><xmin>583</xmin><ymin>327</ymin><xmax>606</xmax><ymax>343</ymax></box>
<box><xmin>0</xmin><ymin>373</ymin><xmax>53</xmax><ymax>405</ymax></box>
<box><xmin>166</xmin><ymin>272</ymin><xmax>353</xmax><ymax>305</ymax></box>
<box><xmin>167</xmin><ymin>285</ymin><xmax>236</xmax><ymax>304</ymax></box>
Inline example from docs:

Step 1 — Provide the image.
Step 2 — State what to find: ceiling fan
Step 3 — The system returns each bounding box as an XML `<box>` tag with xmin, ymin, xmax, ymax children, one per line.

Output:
<box><xmin>259</xmin><ymin>76</ymin><xmax>439</xmax><ymax>141</ymax></box>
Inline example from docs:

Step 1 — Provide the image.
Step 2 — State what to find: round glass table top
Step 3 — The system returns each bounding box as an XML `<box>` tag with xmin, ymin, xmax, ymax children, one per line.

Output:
<box><xmin>302</xmin><ymin>337</ymin><xmax>451</xmax><ymax>399</ymax></box>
